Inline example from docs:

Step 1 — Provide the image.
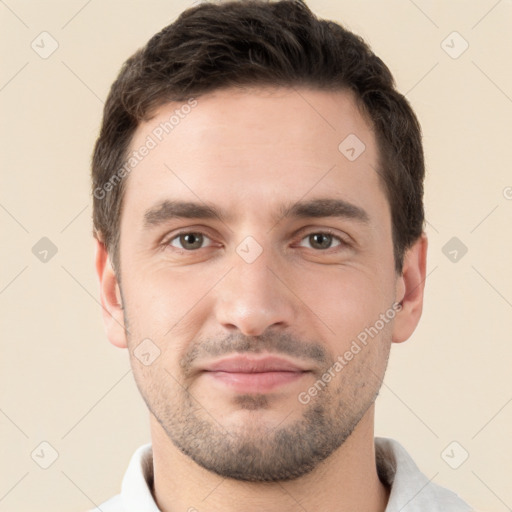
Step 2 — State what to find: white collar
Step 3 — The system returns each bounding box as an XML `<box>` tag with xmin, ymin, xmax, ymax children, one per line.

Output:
<box><xmin>96</xmin><ymin>437</ymin><xmax>472</xmax><ymax>511</ymax></box>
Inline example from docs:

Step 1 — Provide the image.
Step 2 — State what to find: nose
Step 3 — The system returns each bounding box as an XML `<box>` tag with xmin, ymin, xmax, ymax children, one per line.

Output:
<box><xmin>213</xmin><ymin>246</ymin><xmax>296</xmax><ymax>337</ymax></box>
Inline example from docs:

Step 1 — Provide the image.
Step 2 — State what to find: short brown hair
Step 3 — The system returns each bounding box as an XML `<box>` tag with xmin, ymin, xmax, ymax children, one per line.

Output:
<box><xmin>92</xmin><ymin>0</ymin><xmax>425</xmax><ymax>275</ymax></box>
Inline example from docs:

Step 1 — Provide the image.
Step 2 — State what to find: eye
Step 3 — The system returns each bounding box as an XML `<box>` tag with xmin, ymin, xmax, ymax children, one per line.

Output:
<box><xmin>297</xmin><ymin>232</ymin><xmax>346</xmax><ymax>251</ymax></box>
<box><xmin>167</xmin><ymin>232</ymin><xmax>213</xmax><ymax>251</ymax></box>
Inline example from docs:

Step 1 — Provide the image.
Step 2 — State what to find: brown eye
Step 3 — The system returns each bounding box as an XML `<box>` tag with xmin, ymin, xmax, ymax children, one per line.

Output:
<box><xmin>298</xmin><ymin>232</ymin><xmax>344</xmax><ymax>250</ymax></box>
<box><xmin>169</xmin><ymin>232</ymin><xmax>209</xmax><ymax>250</ymax></box>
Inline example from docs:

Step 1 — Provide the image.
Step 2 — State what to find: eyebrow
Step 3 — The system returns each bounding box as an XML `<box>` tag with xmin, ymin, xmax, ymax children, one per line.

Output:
<box><xmin>143</xmin><ymin>198</ymin><xmax>370</xmax><ymax>228</ymax></box>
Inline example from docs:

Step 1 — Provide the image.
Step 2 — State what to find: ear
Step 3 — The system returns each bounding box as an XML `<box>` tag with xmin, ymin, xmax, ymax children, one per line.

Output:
<box><xmin>392</xmin><ymin>232</ymin><xmax>428</xmax><ymax>344</ymax></box>
<box><xmin>95</xmin><ymin>238</ymin><xmax>128</xmax><ymax>349</ymax></box>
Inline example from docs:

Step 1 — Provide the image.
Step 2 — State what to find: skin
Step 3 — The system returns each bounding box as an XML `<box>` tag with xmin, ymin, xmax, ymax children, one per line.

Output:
<box><xmin>96</xmin><ymin>86</ymin><xmax>427</xmax><ymax>512</ymax></box>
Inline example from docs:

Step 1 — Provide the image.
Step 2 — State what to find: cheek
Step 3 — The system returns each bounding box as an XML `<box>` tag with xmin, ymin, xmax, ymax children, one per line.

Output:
<box><xmin>121</xmin><ymin>264</ymin><xmax>218</xmax><ymax>360</ymax></box>
<box><xmin>123</xmin><ymin>264</ymin><xmax>199</xmax><ymax>316</ymax></box>
<box><xmin>293</xmin><ymin>264</ymin><xmax>394</xmax><ymax>349</ymax></box>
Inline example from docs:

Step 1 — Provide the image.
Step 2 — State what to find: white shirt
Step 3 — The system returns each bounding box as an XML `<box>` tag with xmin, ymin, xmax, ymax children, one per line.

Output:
<box><xmin>89</xmin><ymin>437</ymin><xmax>473</xmax><ymax>511</ymax></box>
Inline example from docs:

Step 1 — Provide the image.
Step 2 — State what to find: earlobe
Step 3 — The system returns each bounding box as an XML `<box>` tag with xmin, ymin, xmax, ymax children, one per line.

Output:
<box><xmin>392</xmin><ymin>232</ymin><xmax>428</xmax><ymax>344</ymax></box>
<box><xmin>94</xmin><ymin>238</ymin><xmax>128</xmax><ymax>349</ymax></box>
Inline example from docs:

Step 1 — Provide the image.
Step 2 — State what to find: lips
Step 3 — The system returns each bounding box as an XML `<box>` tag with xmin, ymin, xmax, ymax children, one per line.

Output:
<box><xmin>203</xmin><ymin>355</ymin><xmax>308</xmax><ymax>373</ymax></box>
<box><xmin>201</xmin><ymin>355</ymin><xmax>309</xmax><ymax>393</ymax></box>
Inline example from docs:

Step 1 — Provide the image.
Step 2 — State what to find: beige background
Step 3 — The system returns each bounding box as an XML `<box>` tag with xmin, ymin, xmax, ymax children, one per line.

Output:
<box><xmin>1</xmin><ymin>0</ymin><xmax>511</xmax><ymax>511</ymax></box>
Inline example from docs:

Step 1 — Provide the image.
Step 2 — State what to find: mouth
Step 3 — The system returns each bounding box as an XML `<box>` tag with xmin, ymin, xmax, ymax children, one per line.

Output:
<box><xmin>200</xmin><ymin>354</ymin><xmax>310</xmax><ymax>393</ymax></box>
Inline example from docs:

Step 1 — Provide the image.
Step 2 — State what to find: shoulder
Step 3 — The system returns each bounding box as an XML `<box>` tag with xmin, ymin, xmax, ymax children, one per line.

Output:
<box><xmin>375</xmin><ymin>437</ymin><xmax>473</xmax><ymax>512</ymax></box>
<box><xmin>84</xmin><ymin>443</ymin><xmax>154</xmax><ymax>512</ymax></box>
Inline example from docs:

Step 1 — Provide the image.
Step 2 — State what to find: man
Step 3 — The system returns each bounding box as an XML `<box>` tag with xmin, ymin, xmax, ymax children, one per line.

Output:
<box><xmin>91</xmin><ymin>1</ymin><xmax>472</xmax><ymax>510</ymax></box>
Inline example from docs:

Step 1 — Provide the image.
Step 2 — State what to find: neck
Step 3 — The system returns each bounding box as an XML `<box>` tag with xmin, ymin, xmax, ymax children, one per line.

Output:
<box><xmin>150</xmin><ymin>406</ymin><xmax>389</xmax><ymax>512</ymax></box>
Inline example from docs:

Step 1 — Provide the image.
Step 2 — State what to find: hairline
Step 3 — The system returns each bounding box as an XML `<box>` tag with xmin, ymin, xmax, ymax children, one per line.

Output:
<box><xmin>108</xmin><ymin>84</ymin><xmax>404</xmax><ymax>281</ymax></box>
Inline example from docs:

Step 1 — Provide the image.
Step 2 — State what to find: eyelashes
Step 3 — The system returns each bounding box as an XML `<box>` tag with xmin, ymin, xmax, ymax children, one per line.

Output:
<box><xmin>167</xmin><ymin>232</ymin><xmax>214</xmax><ymax>251</ymax></box>
<box><xmin>163</xmin><ymin>229</ymin><xmax>351</xmax><ymax>253</ymax></box>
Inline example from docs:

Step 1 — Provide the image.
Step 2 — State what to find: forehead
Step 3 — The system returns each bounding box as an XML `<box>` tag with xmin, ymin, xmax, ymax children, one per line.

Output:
<box><xmin>122</xmin><ymin>87</ymin><xmax>387</xmax><ymax>225</ymax></box>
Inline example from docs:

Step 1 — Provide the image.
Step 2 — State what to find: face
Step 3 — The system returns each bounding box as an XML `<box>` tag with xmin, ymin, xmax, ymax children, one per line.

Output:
<box><xmin>109</xmin><ymin>87</ymin><xmax>411</xmax><ymax>481</ymax></box>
